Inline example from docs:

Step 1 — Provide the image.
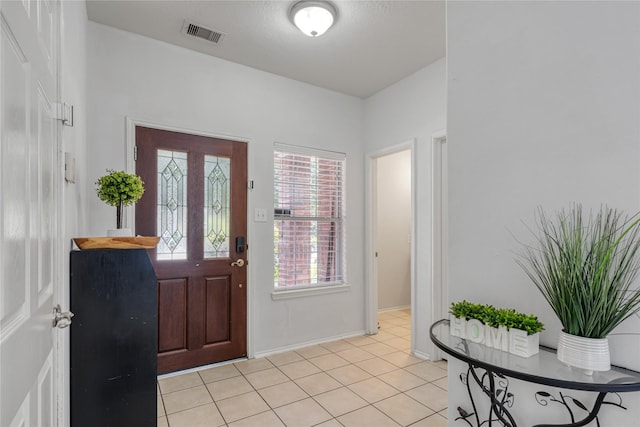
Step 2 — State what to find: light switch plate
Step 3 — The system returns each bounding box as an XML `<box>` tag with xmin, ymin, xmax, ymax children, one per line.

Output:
<box><xmin>254</xmin><ymin>208</ymin><xmax>267</xmax><ymax>222</ymax></box>
<box><xmin>65</xmin><ymin>152</ymin><xmax>75</xmax><ymax>183</ymax></box>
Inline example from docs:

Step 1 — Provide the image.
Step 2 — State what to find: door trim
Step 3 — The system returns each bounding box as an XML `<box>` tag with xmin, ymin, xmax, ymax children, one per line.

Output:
<box><xmin>430</xmin><ymin>130</ymin><xmax>448</xmax><ymax>361</ymax></box>
<box><xmin>365</xmin><ymin>139</ymin><xmax>417</xmax><ymax>353</ymax></box>
<box><xmin>125</xmin><ymin>116</ymin><xmax>255</xmax><ymax>359</ymax></box>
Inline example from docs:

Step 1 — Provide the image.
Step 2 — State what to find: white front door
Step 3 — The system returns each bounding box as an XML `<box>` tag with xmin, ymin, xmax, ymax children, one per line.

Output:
<box><xmin>1</xmin><ymin>0</ymin><xmax>60</xmax><ymax>426</ymax></box>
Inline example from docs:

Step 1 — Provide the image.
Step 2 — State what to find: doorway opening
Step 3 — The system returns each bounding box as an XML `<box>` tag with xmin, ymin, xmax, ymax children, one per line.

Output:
<box><xmin>376</xmin><ymin>149</ymin><xmax>412</xmax><ymax>332</ymax></box>
<box><xmin>366</xmin><ymin>141</ymin><xmax>416</xmax><ymax>352</ymax></box>
<box><xmin>376</xmin><ymin>149</ymin><xmax>412</xmax><ymax>313</ymax></box>
<box><xmin>366</xmin><ymin>132</ymin><xmax>448</xmax><ymax>361</ymax></box>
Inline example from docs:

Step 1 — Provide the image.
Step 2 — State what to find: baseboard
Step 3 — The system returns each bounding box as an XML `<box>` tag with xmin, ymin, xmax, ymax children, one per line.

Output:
<box><xmin>378</xmin><ymin>305</ymin><xmax>410</xmax><ymax>313</ymax></box>
<box><xmin>158</xmin><ymin>330</ymin><xmax>370</xmax><ymax>379</ymax></box>
<box><xmin>157</xmin><ymin>357</ymin><xmax>246</xmax><ymax>380</ymax></box>
<box><xmin>253</xmin><ymin>330</ymin><xmax>368</xmax><ymax>359</ymax></box>
<box><xmin>412</xmin><ymin>349</ymin><xmax>431</xmax><ymax>361</ymax></box>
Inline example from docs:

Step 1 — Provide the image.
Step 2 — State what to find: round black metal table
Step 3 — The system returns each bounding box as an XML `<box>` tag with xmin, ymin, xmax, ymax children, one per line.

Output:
<box><xmin>430</xmin><ymin>319</ymin><xmax>640</xmax><ymax>427</ymax></box>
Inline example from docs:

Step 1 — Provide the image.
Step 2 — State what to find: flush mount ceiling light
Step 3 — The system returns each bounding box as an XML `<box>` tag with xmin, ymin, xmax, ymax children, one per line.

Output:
<box><xmin>290</xmin><ymin>1</ymin><xmax>337</xmax><ymax>37</ymax></box>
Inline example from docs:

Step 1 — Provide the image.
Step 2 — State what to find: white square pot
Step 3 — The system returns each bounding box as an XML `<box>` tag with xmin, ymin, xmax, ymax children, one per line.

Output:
<box><xmin>509</xmin><ymin>328</ymin><xmax>539</xmax><ymax>358</ymax></box>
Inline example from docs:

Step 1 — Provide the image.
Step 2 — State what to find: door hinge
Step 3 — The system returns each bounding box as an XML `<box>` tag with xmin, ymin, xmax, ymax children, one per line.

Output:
<box><xmin>134</xmin><ymin>145</ymin><xmax>138</xmax><ymax>161</ymax></box>
<box><xmin>248</xmin><ymin>180</ymin><xmax>254</xmax><ymax>190</ymax></box>
<box><xmin>54</xmin><ymin>102</ymin><xmax>74</xmax><ymax>127</ymax></box>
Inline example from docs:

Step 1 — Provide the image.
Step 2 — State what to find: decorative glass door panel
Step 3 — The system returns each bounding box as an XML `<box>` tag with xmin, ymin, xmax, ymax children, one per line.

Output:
<box><xmin>204</xmin><ymin>155</ymin><xmax>230</xmax><ymax>259</ymax></box>
<box><xmin>157</xmin><ymin>150</ymin><xmax>188</xmax><ymax>260</ymax></box>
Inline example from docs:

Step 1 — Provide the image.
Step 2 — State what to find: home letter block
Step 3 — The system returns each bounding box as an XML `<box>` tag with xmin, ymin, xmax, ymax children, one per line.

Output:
<box><xmin>466</xmin><ymin>319</ymin><xmax>485</xmax><ymax>343</ymax></box>
<box><xmin>450</xmin><ymin>315</ymin><xmax>466</xmax><ymax>338</ymax></box>
<box><xmin>486</xmin><ymin>325</ymin><xmax>509</xmax><ymax>352</ymax></box>
<box><xmin>509</xmin><ymin>328</ymin><xmax>539</xmax><ymax>358</ymax></box>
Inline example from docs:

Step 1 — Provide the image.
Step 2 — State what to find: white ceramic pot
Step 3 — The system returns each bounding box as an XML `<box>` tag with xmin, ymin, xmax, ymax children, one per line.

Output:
<box><xmin>557</xmin><ymin>330</ymin><xmax>610</xmax><ymax>374</ymax></box>
<box><xmin>106</xmin><ymin>228</ymin><xmax>133</xmax><ymax>237</ymax></box>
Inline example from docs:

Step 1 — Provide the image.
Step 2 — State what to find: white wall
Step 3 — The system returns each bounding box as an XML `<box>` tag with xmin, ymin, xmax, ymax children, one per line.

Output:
<box><xmin>60</xmin><ymin>1</ymin><xmax>87</xmax><ymax>263</ymax></box>
<box><xmin>376</xmin><ymin>150</ymin><xmax>411</xmax><ymax>311</ymax></box>
<box><xmin>86</xmin><ymin>22</ymin><xmax>366</xmax><ymax>356</ymax></box>
<box><xmin>365</xmin><ymin>58</ymin><xmax>447</xmax><ymax>358</ymax></box>
<box><xmin>447</xmin><ymin>1</ymin><xmax>640</xmax><ymax>424</ymax></box>
<box><xmin>59</xmin><ymin>1</ymin><xmax>88</xmax><ymax>425</ymax></box>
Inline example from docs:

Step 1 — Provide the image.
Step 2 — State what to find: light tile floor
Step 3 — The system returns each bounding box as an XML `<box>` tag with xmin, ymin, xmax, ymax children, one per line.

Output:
<box><xmin>157</xmin><ymin>309</ymin><xmax>448</xmax><ymax>427</ymax></box>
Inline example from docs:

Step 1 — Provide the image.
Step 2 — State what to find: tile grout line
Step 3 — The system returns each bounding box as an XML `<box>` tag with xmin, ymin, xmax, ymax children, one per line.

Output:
<box><xmin>198</xmin><ymin>368</ymin><xmax>229</xmax><ymax>427</ymax></box>
<box><xmin>225</xmin><ymin>362</ymin><xmax>273</xmax><ymax>425</ymax></box>
<box><xmin>158</xmin><ymin>311</ymin><xmax>447</xmax><ymax>426</ymax></box>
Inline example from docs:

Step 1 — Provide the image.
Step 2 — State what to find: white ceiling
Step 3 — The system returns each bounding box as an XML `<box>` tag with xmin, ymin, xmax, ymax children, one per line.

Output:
<box><xmin>85</xmin><ymin>0</ymin><xmax>446</xmax><ymax>98</ymax></box>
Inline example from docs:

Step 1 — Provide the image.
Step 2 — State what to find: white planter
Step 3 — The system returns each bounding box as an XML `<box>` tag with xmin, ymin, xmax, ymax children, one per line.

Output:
<box><xmin>449</xmin><ymin>315</ymin><xmax>539</xmax><ymax>358</ymax></box>
<box><xmin>557</xmin><ymin>330</ymin><xmax>610</xmax><ymax>374</ymax></box>
<box><xmin>106</xmin><ymin>228</ymin><xmax>133</xmax><ymax>237</ymax></box>
<box><xmin>509</xmin><ymin>328</ymin><xmax>540</xmax><ymax>358</ymax></box>
<box><xmin>449</xmin><ymin>315</ymin><xmax>467</xmax><ymax>338</ymax></box>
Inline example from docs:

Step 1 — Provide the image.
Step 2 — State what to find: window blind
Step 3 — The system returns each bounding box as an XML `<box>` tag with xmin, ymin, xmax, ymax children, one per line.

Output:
<box><xmin>274</xmin><ymin>147</ymin><xmax>346</xmax><ymax>288</ymax></box>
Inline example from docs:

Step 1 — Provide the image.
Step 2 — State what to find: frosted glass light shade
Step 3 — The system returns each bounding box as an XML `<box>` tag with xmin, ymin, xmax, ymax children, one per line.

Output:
<box><xmin>291</xmin><ymin>1</ymin><xmax>336</xmax><ymax>37</ymax></box>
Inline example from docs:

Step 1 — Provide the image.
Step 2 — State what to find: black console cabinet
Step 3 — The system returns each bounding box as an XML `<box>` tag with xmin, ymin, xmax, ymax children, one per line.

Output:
<box><xmin>70</xmin><ymin>249</ymin><xmax>157</xmax><ymax>427</ymax></box>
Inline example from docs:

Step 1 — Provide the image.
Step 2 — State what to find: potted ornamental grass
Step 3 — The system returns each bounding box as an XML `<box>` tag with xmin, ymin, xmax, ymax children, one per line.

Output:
<box><xmin>96</xmin><ymin>170</ymin><xmax>145</xmax><ymax>236</ymax></box>
<box><xmin>516</xmin><ymin>205</ymin><xmax>640</xmax><ymax>372</ymax></box>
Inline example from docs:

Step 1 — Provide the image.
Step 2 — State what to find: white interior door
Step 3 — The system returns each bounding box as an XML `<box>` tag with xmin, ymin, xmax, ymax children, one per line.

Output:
<box><xmin>1</xmin><ymin>0</ymin><xmax>60</xmax><ymax>426</ymax></box>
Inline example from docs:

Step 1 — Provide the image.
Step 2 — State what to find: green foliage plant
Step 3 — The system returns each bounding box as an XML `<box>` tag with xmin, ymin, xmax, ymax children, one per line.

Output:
<box><xmin>96</xmin><ymin>170</ymin><xmax>145</xmax><ymax>229</ymax></box>
<box><xmin>516</xmin><ymin>205</ymin><xmax>640</xmax><ymax>339</ymax></box>
<box><xmin>449</xmin><ymin>300</ymin><xmax>544</xmax><ymax>336</ymax></box>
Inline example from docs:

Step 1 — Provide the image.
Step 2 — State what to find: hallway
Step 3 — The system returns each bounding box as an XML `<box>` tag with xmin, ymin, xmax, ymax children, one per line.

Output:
<box><xmin>157</xmin><ymin>310</ymin><xmax>448</xmax><ymax>426</ymax></box>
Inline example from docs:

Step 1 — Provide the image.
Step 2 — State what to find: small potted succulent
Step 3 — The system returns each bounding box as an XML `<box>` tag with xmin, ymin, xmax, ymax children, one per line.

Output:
<box><xmin>96</xmin><ymin>169</ymin><xmax>145</xmax><ymax>236</ymax></box>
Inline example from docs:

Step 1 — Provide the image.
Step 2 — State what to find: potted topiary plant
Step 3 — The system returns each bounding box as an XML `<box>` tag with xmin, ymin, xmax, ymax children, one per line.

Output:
<box><xmin>517</xmin><ymin>204</ymin><xmax>640</xmax><ymax>373</ymax></box>
<box><xmin>96</xmin><ymin>169</ymin><xmax>145</xmax><ymax>236</ymax></box>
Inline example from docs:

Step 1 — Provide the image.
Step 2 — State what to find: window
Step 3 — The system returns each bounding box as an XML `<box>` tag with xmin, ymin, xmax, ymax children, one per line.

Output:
<box><xmin>274</xmin><ymin>143</ymin><xmax>346</xmax><ymax>289</ymax></box>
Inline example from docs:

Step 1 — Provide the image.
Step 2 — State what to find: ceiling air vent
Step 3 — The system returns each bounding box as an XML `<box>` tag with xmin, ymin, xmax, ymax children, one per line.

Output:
<box><xmin>181</xmin><ymin>21</ymin><xmax>225</xmax><ymax>44</ymax></box>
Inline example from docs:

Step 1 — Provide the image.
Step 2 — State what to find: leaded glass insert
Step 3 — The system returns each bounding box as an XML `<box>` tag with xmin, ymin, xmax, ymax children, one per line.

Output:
<box><xmin>204</xmin><ymin>155</ymin><xmax>230</xmax><ymax>258</ymax></box>
<box><xmin>157</xmin><ymin>149</ymin><xmax>188</xmax><ymax>260</ymax></box>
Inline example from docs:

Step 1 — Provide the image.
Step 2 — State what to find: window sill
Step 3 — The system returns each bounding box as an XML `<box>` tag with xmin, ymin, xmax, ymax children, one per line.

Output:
<box><xmin>271</xmin><ymin>283</ymin><xmax>351</xmax><ymax>300</ymax></box>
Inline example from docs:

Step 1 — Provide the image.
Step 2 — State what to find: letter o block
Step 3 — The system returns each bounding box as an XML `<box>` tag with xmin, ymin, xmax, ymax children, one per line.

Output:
<box><xmin>466</xmin><ymin>319</ymin><xmax>485</xmax><ymax>343</ymax></box>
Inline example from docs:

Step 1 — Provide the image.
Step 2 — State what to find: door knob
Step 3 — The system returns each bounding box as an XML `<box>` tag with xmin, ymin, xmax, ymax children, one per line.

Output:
<box><xmin>231</xmin><ymin>259</ymin><xmax>246</xmax><ymax>267</ymax></box>
<box><xmin>52</xmin><ymin>304</ymin><xmax>74</xmax><ymax>329</ymax></box>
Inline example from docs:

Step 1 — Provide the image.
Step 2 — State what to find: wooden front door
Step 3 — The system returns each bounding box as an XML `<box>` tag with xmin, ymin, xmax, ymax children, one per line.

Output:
<box><xmin>135</xmin><ymin>126</ymin><xmax>247</xmax><ymax>373</ymax></box>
